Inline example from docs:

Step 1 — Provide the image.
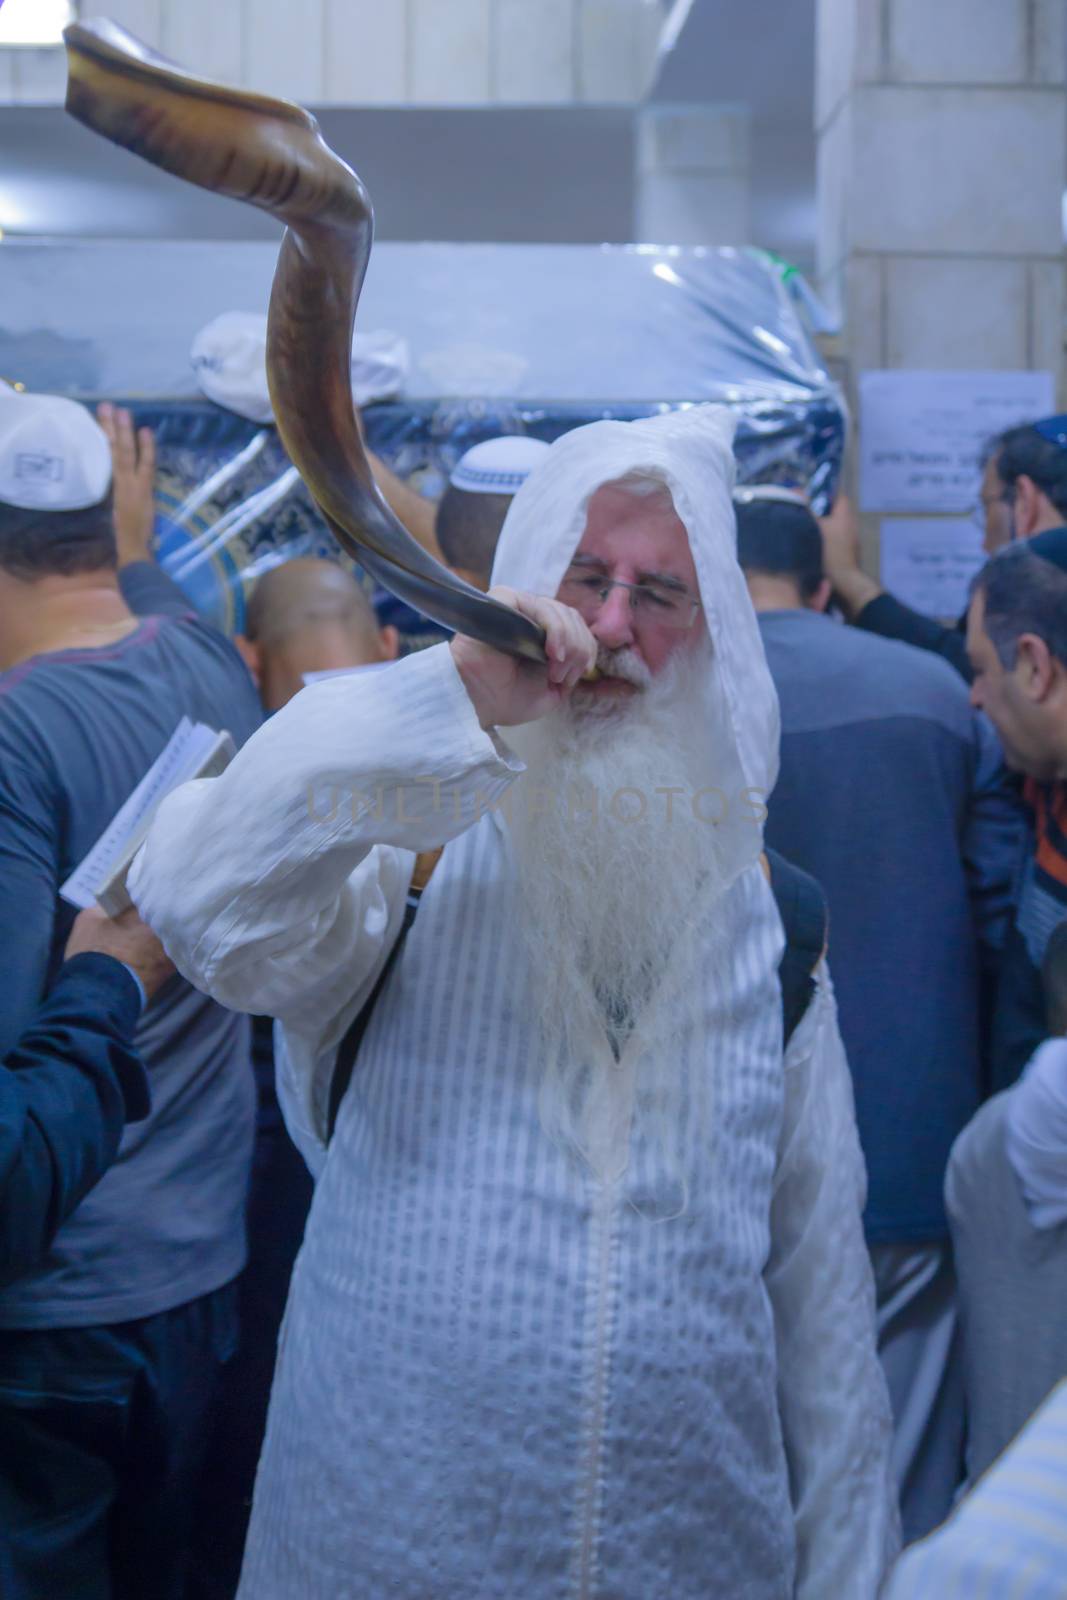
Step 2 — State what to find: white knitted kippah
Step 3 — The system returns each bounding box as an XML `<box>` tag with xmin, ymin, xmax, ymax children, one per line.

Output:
<box><xmin>449</xmin><ymin>435</ymin><xmax>551</xmax><ymax>495</ymax></box>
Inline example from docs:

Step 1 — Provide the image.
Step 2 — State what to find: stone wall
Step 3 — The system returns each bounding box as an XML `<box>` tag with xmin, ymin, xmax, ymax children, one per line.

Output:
<box><xmin>0</xmin><ymin>0</ymin><xmax>665</xmax><ymax>105</ymax></box>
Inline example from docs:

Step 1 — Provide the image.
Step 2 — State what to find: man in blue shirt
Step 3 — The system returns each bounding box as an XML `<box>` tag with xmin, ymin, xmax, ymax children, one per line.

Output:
<box><xmin>736</xmin><ymin>488</ymin><xmax>1020</xmax><ymax>1543</ymax></box>
<box><xmin>0</xmin><ymin>390</ymin><xmax>262</xmax><ymax>1599</ymax></box>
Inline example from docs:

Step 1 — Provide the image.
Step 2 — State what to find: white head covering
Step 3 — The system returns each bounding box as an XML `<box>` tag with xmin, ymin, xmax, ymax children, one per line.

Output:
<box><xmin>449</xmin><ymin>436</ymin><xmax>551</xmax><ymax>495</ymax></box>
<box><xmin>191</xmin><ymin>312</ymin><xmax>410</xmax><ymax>422</ymax></box>
<box><xmin>490</xmin><ymin>404</ymin><xmax>780</xmax><ymax>804</ymax></box>
<box><xmin>0</xmin><ymin>391</ymin><xmax>112</xmax><ymax>511</ymax></box>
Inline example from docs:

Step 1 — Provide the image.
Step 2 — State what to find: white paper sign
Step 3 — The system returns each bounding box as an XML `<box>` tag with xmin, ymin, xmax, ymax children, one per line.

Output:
<box><xmin>879</xmin><ymin>519</ymin><xmax>985</xmax><ymax>620</ymax></box>
<box><xmin>860</xmin><ymin>370</ymin><xmax>1055</xmax><ymax>513</ymax></box>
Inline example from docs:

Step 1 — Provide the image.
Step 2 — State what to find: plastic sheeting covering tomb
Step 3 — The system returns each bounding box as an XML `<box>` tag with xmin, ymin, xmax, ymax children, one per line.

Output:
<box><xmin>114</xmin><ymin>246</ymin><xmax>844</xmax><ymax>642</ymax></box>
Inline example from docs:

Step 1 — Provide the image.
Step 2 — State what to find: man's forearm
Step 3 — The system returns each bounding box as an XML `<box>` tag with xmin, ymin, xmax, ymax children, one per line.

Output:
<box><xmin>830</xmin><ymin>566</ymin><xmax>884</xmax><ymax>623</ymax></box>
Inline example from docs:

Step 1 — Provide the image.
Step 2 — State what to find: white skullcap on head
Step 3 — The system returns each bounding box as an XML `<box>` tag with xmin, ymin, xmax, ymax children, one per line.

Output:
<box><xmin>449</xmin><ymin>435</ymin><xmax>551</xmax><ymax>495</ymax></box>
<box><xmin>191</xmin><ymin>311</ymin><xmax>410</xmax><ymax>423</ymax></box>
<box><xmin>0</xmin><ymin>391</ymin><xmax>111</xmax><ymax>512</ymax></box>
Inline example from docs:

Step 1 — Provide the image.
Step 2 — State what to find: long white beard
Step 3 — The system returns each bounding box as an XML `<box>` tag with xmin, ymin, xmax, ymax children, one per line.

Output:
<box><xmin>505</xmin><ymin>641</ymin><xmax>760</xmax><ymax>1189</ymax></box>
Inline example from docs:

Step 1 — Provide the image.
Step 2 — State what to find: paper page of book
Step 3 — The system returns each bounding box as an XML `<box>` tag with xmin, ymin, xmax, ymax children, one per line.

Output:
<box><xmin>59</xmin><ymin>717</ymin><xmax>221</xmax><ymax>910</ymax></box>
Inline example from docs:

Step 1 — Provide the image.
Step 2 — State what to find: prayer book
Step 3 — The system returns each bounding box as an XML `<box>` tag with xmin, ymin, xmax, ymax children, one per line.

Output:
<box><xmin>60</xmin><ymin>717</ymin><xmax>235</xmax><ymax>917</ymax></box>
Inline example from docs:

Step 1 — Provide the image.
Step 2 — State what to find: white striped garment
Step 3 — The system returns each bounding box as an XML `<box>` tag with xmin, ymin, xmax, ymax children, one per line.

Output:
<box><xmin>885</xmin><ymin>1379</ymin><xmax>1067</xmax><ymax>1598</ymax></box>
<box><xmin>132</xmin><ymin>643</ymin><xmax>898</xmax><ymax>1599</ymax></box>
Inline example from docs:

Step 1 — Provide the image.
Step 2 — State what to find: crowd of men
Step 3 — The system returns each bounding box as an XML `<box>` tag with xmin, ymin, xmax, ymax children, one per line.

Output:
<box><xmin>0</xmin><ymin>382</ymin><xmax>1065</xmax><ymax>1598</ymax></box>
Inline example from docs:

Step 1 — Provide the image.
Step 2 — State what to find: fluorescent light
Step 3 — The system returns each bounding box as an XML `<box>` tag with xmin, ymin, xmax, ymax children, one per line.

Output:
<box><xmin>0</xmin><ymin>0</ymin><xmax>75</xmax><ymax>48</ymax></box>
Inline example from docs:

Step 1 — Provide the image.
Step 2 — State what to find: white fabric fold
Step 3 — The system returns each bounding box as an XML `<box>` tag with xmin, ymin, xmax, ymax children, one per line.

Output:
<box><xmin>1005</xmin><ymin>1036</ymin><xmax>1067</xmax><ymax>1228</ymax></box>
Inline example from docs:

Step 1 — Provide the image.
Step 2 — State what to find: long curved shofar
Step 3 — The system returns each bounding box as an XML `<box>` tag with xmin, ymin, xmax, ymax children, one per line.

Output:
<box><xmin>63</xmin><ymin>19</ymin><xmax>547</xmax><ymax>665</ymax></box>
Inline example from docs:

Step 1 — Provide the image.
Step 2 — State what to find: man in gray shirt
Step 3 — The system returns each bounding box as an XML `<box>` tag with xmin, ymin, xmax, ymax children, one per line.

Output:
<box><xmin>735</xmin><ymin>488</ymin><xmax>1020</xmax><ymax>1543</ymax></box>
<box><xmin>0</xmin><ymin>393</ymin><xmax>262</xmax><ymax>1599</ymax></box>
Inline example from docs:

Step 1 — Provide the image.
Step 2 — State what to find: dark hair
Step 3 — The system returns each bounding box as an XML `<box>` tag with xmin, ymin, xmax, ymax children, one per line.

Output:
<box><xmin>435</xmin><ymin>486</ymin><xmax>514</xmax><ymax>587</ymax></box>
<box><xmin>734</xmin><ymin>498</ymin><xmax>824</xmax><ymax>600</ymax></box>
<box><xmin>1042</xmin><ymin>922</ymin><xmax>1067</xmax><ymax>1036</ymax></box>
<box><xmin>983</xmin><ymin>422</ymin><xmax>1067</xmax><ymax>519</ymax></box>
<box><xmin>0</xmin><ymin>495</ymin><xmax>116</xmax><ymax>580</ymax></box>
<box><xmin>972</xmin><ymin>543</ymin><xmax>1067</xmax><ymax>669</ymax></box>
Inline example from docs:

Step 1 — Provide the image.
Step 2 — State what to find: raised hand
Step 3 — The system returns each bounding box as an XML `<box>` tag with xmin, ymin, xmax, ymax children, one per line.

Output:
<box><xmin>817</xmin><ymin>491</ymin><xmax>882</xmax><ymax>620</ymax></box>
<box><xmin>98</xmin><ymin>402</ymin><xmax>157</xmax><ymax>566</ymax></box>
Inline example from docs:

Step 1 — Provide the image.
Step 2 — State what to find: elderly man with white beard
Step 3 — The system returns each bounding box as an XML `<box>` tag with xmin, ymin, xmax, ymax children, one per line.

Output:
<box><xmin>130</xmin><ymin>406</ymin><xmax>898</xmax><ymax>1599</ymax></box>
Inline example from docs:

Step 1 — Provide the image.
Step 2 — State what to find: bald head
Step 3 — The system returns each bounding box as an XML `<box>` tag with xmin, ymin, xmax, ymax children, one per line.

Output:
<box><xmin>241</xmin><ymin>557</ymin><xmax>397</xmax><ymax>711</ymax></box>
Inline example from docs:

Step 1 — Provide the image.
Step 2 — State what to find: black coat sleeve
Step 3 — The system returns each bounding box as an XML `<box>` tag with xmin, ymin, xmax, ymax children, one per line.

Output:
<box><xmin>855</xmin><ymin>593</ymin><xmax>973</xmax><ymax>683</ymax></box>
<box><xmin>0</xmin><ymin>953</ymin><xmax>149</xmax><ymax>1287</ymax></box>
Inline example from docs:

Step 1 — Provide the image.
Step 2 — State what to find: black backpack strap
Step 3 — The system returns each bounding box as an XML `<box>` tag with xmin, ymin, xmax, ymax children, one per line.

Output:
<box><xmin>764</xmin><ymin>847</ymin><xmax>828</xmax><ymax>1049</ymax></box>
<box><xmin>326</xmin><ymin>886</ymin><xmax>420</xmax><ymax>1144</ymax></box>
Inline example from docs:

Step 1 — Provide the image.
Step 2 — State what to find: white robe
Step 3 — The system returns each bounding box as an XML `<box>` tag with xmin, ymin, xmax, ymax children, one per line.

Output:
<box><xmin>131</xmin><ymin>406</ymin><xmax>898</xmax><ymax>1596</ymax></box>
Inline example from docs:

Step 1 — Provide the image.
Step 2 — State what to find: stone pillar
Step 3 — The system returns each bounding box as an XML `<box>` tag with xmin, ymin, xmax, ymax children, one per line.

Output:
<box><xmin>815</xmin><ymin>0</ymin><xmax>1067</xmax><ymax>571</ymax></box>
<box><xmin>634</xmin><ymin>104</ymin><xmax>751</xmax><ymax>245</ymax></box>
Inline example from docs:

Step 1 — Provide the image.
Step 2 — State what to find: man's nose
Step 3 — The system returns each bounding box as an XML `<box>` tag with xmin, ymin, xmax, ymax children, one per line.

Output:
<box><xmin>591</xmin><ymin>585</ymin><xmax>634</xmax><ymax>648</ymax></box>
<box><xmin>969</xmin><ymin>679</ymin><xmax>983</xmax><ymax>710</ymax></box>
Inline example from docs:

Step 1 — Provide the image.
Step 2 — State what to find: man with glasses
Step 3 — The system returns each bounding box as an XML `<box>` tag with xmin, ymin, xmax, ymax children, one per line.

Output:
<box><xmin>820</xmin><ymin>416</ymin><xmax>1067</xmax><ymax>684</ymax></box>
<box><xmin>131</xmin><ymin>406</ymin><xmax>897</xmax><ymax>1600</ymax></box>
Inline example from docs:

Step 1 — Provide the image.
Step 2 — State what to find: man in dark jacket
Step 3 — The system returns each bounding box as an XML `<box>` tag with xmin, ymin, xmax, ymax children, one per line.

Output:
<box><xmin>736</xmin><ymin>488</ymin><xmax>1020</xmax><ymax>1542</ymax></box>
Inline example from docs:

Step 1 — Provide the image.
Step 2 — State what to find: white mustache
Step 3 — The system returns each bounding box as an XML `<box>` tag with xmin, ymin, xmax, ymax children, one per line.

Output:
<box><xmin>595</xmin><ymin>646</ymin><xmax>652</xmax><ymax>689</ymax></box>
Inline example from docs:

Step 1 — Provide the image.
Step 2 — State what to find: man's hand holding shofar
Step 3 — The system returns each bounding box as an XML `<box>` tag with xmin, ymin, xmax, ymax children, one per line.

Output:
<box><xmin>450</xmin><ymin>587</ymin><xmax>597</xmax><ymax>730</ymax></box>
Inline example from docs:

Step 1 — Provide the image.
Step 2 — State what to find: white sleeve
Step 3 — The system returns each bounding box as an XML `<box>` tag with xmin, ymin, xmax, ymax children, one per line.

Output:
<box><xmin>765</xmin><ymin>964</ymin><xmax>900</xmax><ymax>1599</ymax></box>
<box><xmin>1004</xmin><ymin>1036</ymin><xmax>1067</xmax><ymax>1229</ymax></box>
<box><xmin>129</xmin><ymin>642</ymin><xmax>521</xmax><ymax>1036</ymax></box>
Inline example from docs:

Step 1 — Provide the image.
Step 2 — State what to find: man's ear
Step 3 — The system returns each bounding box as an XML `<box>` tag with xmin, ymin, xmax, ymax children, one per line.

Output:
<box><xmin>807</xmin><ymin>578</ymin><xmax>833</xmax><ymax>614</ymax></box>
<box><xmin>378</xmin><ymin>624</ymin><xmax>400</xmax><ymax>661</ymax></box>
<box><xmin>233</xmin><ymin>634</ymin><xmax>261</xmax><ymax>686</ymax></box>
<box><xmin>1015</xmin><ymin>632</ymin><xmax>1055</xmax><ymax>700</ymax></box>
<box><xmin>1013</xmin><ymin>474</ymin><xmax>1042</xmax><ymax>539</ymax></box>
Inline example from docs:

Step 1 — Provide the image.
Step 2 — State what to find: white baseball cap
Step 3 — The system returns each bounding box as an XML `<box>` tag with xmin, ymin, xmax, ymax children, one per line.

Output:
<box><xmin>0</xmin><ymin>391</ymin><xmax>112</xmax><ymax>512</ymax></box>
<box><xmin>449</xmin><ymin>436</ymin><xmax>551</xmax><ymax>495</ymax></box>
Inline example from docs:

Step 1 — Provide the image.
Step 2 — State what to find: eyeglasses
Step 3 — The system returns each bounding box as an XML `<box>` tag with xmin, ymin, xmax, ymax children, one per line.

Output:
<box><xmin>558</xmin><ymin>571</ymin><xmax>701</xmax><ymax>630</ymax></box>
